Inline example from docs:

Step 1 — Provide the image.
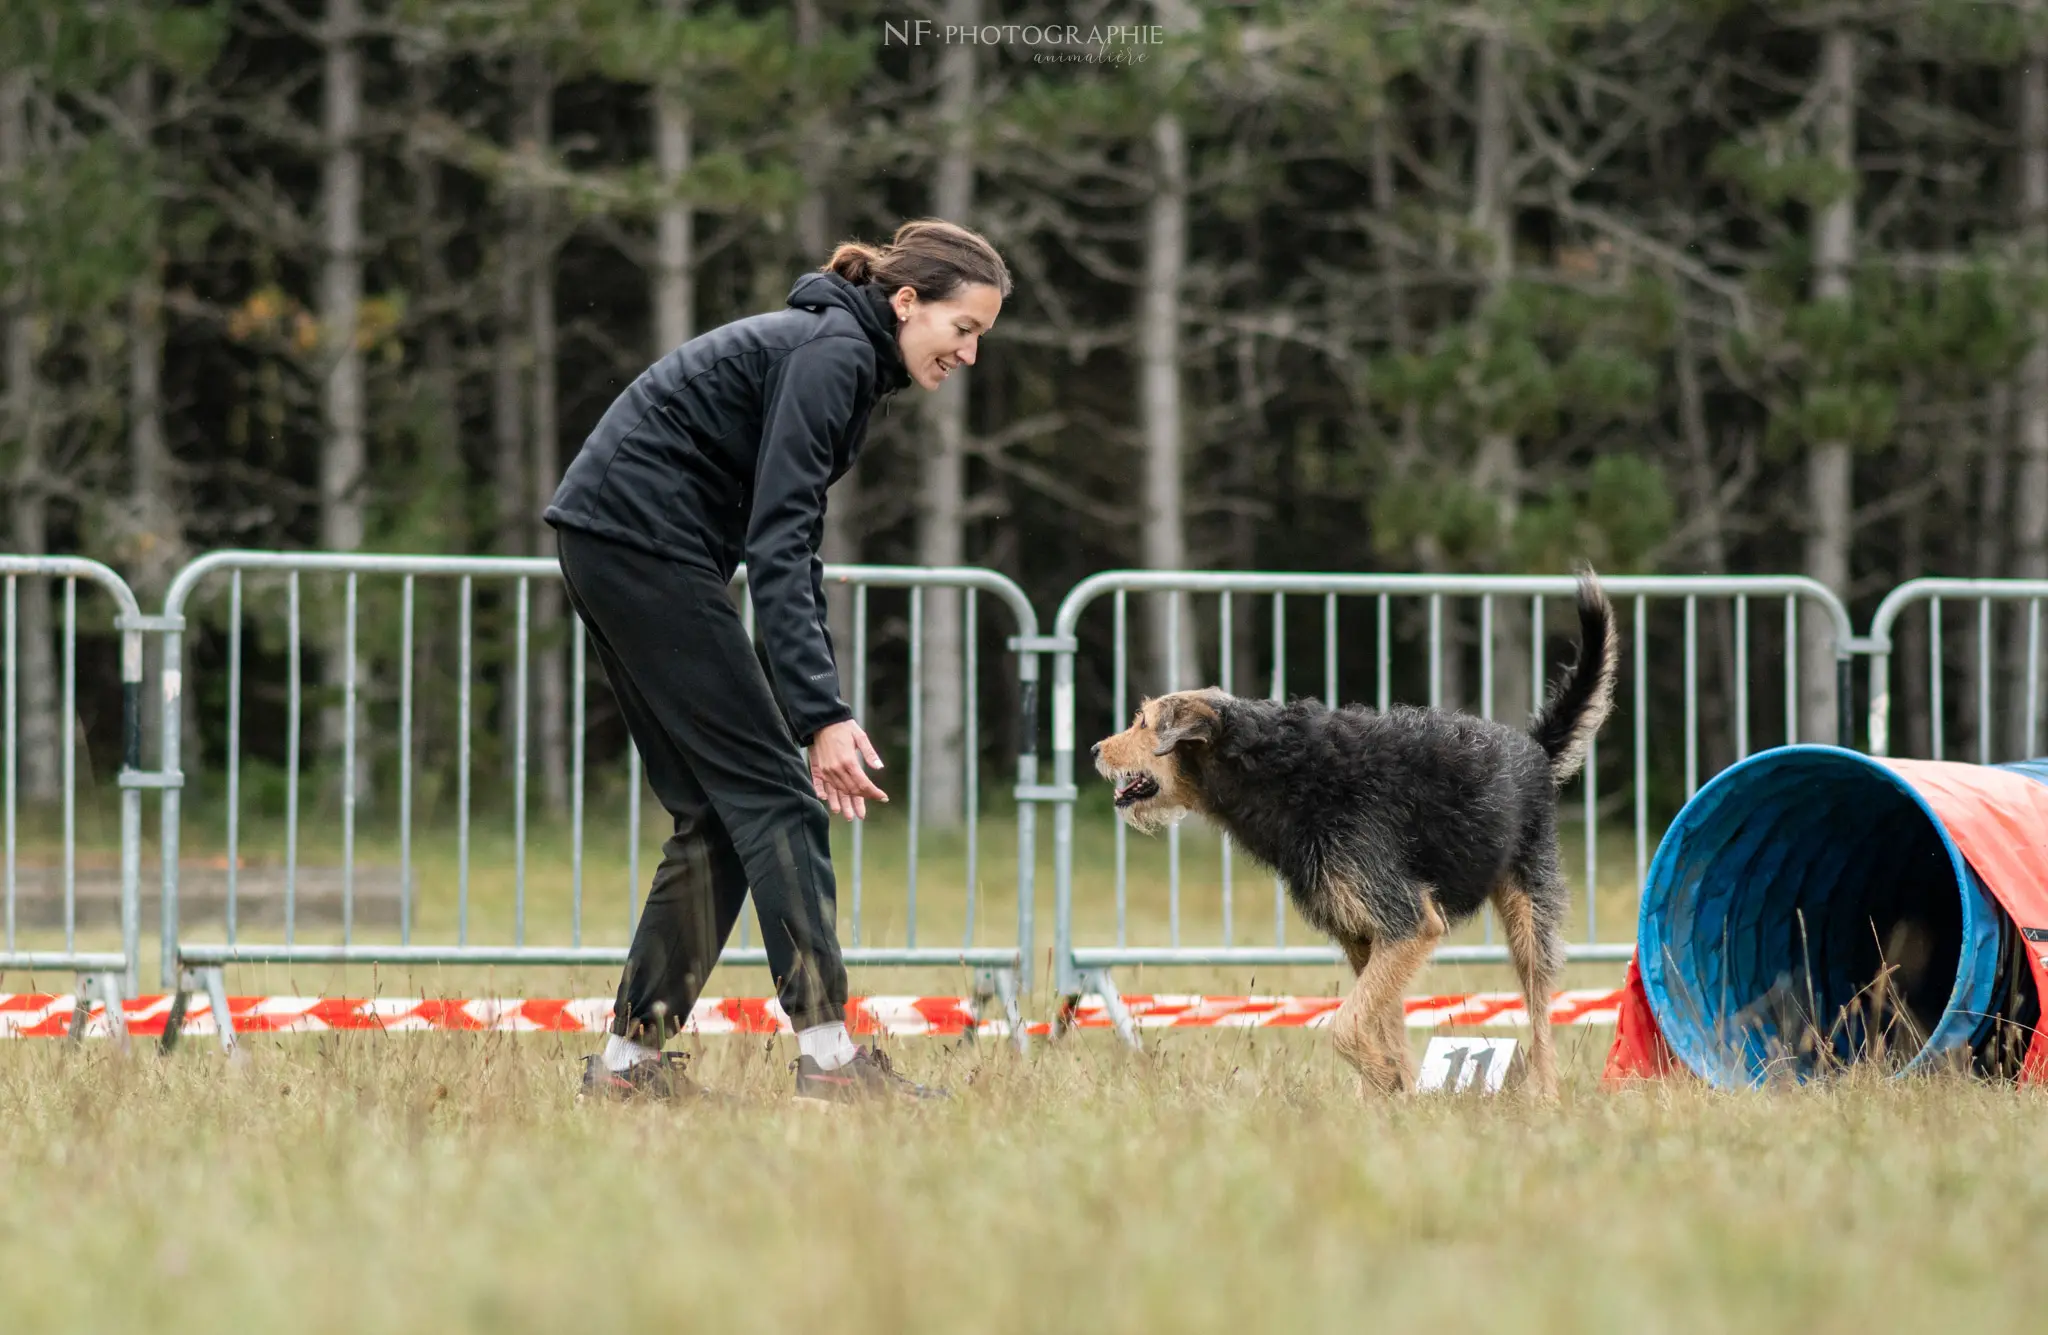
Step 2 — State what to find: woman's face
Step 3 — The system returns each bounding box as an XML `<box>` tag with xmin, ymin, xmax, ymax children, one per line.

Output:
<box><xmin>889</xmin><ymin>283</ymin><xmax>1002</xmax><ymax>391</ymax></box>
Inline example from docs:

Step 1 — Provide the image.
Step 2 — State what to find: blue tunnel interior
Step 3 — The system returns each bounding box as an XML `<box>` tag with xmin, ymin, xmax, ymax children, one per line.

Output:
<box><xmin>1638</xmin><ymin>746</ymin><xmax>2006</xmax><ymax>1087</ymax></box>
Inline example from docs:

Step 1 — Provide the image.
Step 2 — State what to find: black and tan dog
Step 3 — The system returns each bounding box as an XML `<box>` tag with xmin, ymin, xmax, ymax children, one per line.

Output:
<box><xmin>1090</xmin><ymin>568</ymin><xmax>1618</xmax><ymax>1101</ymax></box>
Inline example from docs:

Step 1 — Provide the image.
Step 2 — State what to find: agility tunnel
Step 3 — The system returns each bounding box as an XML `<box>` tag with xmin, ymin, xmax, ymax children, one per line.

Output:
<box><xmin>1611</xmin><ymin>745</ymin><xmax>2048</xmax><ymax>1087</ymax></box>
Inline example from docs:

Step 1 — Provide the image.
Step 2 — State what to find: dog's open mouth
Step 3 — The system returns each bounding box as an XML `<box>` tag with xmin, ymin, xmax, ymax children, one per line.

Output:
<box><xmin>1113</xmin><ymin>773</ymin><xmax>1160</xmax><ymax>808</ymax></box>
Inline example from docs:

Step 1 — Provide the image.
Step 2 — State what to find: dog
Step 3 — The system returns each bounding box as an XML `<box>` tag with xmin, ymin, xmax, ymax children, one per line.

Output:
<box><xmin>1090</xmin><ymin>567</ymin><xmax>1618</xmax><ymax>1101</ymax></box>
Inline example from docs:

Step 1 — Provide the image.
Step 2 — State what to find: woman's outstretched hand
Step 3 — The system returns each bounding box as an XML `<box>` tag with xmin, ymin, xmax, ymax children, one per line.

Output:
<box><xmin>809</xmin><ymin>718</ymin><xmax>888</xmax><ymax>821</ymax></box>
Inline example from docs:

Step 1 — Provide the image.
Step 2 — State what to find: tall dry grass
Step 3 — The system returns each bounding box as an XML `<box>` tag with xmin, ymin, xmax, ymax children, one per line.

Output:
<box><xmin>4</xmin><ymin>1031</ymin><xmax>2047</xmax><ymax>1334</ymax></box>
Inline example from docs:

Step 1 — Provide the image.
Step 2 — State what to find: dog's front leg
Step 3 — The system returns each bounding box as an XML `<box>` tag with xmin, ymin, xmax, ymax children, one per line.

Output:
<box><xmin>1331</xmin><ymin>898</ymin><xmax>1443</xmax><ymax>1098</ymax></box>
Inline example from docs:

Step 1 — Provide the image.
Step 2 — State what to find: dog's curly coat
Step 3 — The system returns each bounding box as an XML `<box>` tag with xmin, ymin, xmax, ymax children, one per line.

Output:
<box><xmin>1090</xmin><ymin>567</ymin><xmax>1619</xmax><ymax>1101</ymax></box>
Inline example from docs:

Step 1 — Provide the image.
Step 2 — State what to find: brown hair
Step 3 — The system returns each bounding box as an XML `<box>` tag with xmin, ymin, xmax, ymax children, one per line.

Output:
<box><xmin>824</xmin><ymin>218</ymin><xmax>1012</xmax><ymax>302</ymax></box>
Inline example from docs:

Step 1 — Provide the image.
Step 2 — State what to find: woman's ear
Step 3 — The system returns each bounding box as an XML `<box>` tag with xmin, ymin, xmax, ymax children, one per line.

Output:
<box><xmin>892</xmin><ymin>286</ymin><xmax>917</xmax><ymax>324</ymax></box>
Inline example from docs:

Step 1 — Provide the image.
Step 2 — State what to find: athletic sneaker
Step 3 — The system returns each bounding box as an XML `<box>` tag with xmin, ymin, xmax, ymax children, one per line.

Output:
<box><xmin>792</xmin><ymin>1045</ymin><xmax>950</xmax><ymax>1104</ymax></box>
<box><xmin>578</xmin><ymin>1050</ymin><xmax>704</xmax><ymax>1102</ymax></box>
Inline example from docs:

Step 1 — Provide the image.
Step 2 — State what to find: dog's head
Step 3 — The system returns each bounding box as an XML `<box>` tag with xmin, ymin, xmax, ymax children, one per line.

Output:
<box><xmin>1089</xmin><ymin>688</ymin><xmax>1229</xmax><ymax>833</ymax></box>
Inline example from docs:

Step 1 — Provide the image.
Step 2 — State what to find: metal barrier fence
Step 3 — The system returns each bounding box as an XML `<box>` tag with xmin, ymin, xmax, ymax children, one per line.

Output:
<box><xmin>1865</xmin><ymin>578</ymin><xmax>2048</xmax><ymax>761</ymax></box>
<box><xmin>150</xmin><ymin>551</ymin><xmax>1046</xmax><ymax>1051</ymax></box>
<box><xmin>0</xmin><ymin>556</ymin><xmax>150</xmax><ymax>1040</ymax></box>
<box><xmin>33</xmin><ymin>547</ymin><xmax>2032</xmax><ymax>1055</ymax></box>
<box><xmin>1045</xmin><ymin>571</ymin><xmax>1857</xmax><ymax>1042</ymax></box>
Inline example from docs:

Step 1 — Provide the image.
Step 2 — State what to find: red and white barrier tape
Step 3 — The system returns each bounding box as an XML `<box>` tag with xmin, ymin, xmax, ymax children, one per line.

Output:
<box><xmin>0</xmin><ymin>989</ymin><xmax>1622</xmax><ymax>1040</ymax></box>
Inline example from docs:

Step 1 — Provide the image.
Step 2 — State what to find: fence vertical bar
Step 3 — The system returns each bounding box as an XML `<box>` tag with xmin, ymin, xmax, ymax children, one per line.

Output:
<box><xmin>286</xmin><ymin>572</ymin><xmax>301</xmax><ymax>945</ymax></box>
<box><xmin>1114</xmin><ymin>589</ymin><xmax>1128</xmax><ymax>946</ymax></box>
<box><xmin>963</xmin><ymin>590</ymin><xmax>978</xmax><ymax>947</ymax></box>
<box><xmin>1375</xmin><ymin>594</ymin><xmax>1389</xmax><ymax>713</ymax></box>
<box><xmin>226</xmin><ymin>572</ymin><xmax>242</xmax><ymax>945</ymax></box>
<box><xmin>1634</xmin><ymin>595</ymin><xmax>1649</xmax><ymax>893</ymax></box>
<box><xmin>1735</xmin><ymin>595</ymin><xmax>1750</xmax><ymax>759</ymax></box>
<box><xmin>399</xmin><ymin>576</ymin><xmax>414</xmax><ymax>945</ymax></box>
<box><xmin>1931</xmin><ymin>598</ymin><xmax>1944</xmax><ymax>760</ymax></box>
<box><xmin>1166</xmin><ymin>591</ymin><xmax>1181</xmax><ymax>948</ymax></box>
<box><xmin>1585</xmin><ymin>733</ymin><xmax>1598</xmax><ymax>943</ymax></box>
<box><xmin>1684</xmin><ymin>595</ymin><xmax>1699</xmax><ymax>799</ymax></box>
<box><xmin>151</xmin><ymin>576</ymin><xmax>178</xmax><ymax>992</ymax></box>
<box><xmin>458</xmin><ymin>576</ymin><xmax>472</xmax><ymax>945</ymax></box>
<box><xmin>4</xmin><ymin>578</ymin><xmax>14</xmax><ymax>954</ymax></box>
<box><xmin>1219</xmin><ymin>591</ymin><xmax>1233</xmax><ymax>946</ymax></box>
<box><xmin>1785</xmin><ymin>596</ymin><xmax>1799</xmax><ymax>746</ymax></box>
<box><xmin>1323</xmin><ymin>593</ymin><xmax>1337</xmax><ymax>709</ymax></box>
<box><xmin>571</xmin><ymin>616</ymin><xmax>586</xmax><ymax>948</ymax></box>
<box><xmin>1979</xmin><ymin>597</ymin><xmax>1993</xmax><ymax>764</ymax></box>
<box><xmin>1480</xmin><ymin>595</ymin><xmax>1495</xmax><ymax>721</ymax></box>
<box><xmin>1480</xmin><ymin>587</ymin><xmax>1496</xmax><ymax>942</ymax></box>
<box><xmin>1272</xmin><ymin>591</ymin><xmax>1286</xmax><ymax>944</ymax></box>
<box><xmin>62</xmin><ymin>579</ymin><xmax>75</xmax><ymax>952</ymax></box>
<box><xmin>907</xmin><ymin>586</ymin><xmax>923</xmax><ymax>949</ymax></box>
<box><xmin>343</xmin><ymin>573</ymin><xmax>358</xmax><ymax>945</ymax></box>
<box><xmin>1428</xmin><ymin>594</ymin><xmax>1443</xmax><ymax>709</ymax></box>
<box><xmin>514</xmin><ymin>577</ymin><xmax>529</xmax><ymax>946</ymax></box>
<box><xmin>850</xmin><ymin>585</ymin><xmax>867</xmax><ymax>947</ymax></box>
<box><xmin>2030</xmin><ymin>600</ymin><xmax>2042</xmax><ymax>757</ymax></box>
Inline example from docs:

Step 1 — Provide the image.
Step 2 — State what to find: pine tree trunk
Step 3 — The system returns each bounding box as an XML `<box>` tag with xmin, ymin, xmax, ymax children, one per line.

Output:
<box><xmin>1677</xmin><ymin>313</ymin><xmax>1737</xmax><ymax>774</ymax></box>
<box><xmin>1229</xmin><ymin>330</ymin><xmax>1260</xmax><ymax>697</ymax></box>
<box><xmin>796</xmin><ymin>0</ymin><xmax>858</xmax><ymax>674</ymax></box>
<box><xmin>915</xmin><ymin>0</ymin><xmax>978</xmax><ymax>830</ymax></box>
<box><xmin>1900</xmin><ymin>434</ymin><xmax>1931</xmax><ymax>756</ymax></box>
<box><xmin>493</xmin><ymin>84</ymin><xmax>530</xmax><ymax>784</ymax></box>
<box><xmin>1141</xmin><ymin>0</ymin><xmax>1199</xmax><ymax>695</ymax></box>
<box><xmin>404</xmin><ymin>53</ymin><xmax>459</xmax><ymax>774</ymax></box>
<box><xmin>522</xmin><ymin>64</ymin><xmax>568</xmax><ymax>815</ymax></box>
<box><xmin>2009</xmin><ymin>53</ymin><xmax>2048</xmax><ymax>759</ymax></box>
<box><xmin>124</xmin><ymin>63</ymin><xmax>188</xmax><ymax>772</ymax></box>
<box><xmin>1970</xmin><ymin>392</ymin><xmax>2011</xmax><ymax>757</ymax></box>
<box><xmin>1</xmin><ymin>70</ymin><xmax>56</xmax><ymax>805</ymax></box>
<box><xmin>318</xmin><ymin>0</ymin><xmax>372</xmax><ymax>805</ymax></box>
<box><xmin>653</xmin><ymin>2</ymin><xmax>694</xmax><ymax>357</ymax></box>
<box><xmin>1471</xmin><ymin>23</ymin><xmax>1521</xmax><ymax>722</ymax></box>
<box><xmin>1802</xmin><ymin>25</ymin><xmax>1857</xmax><ymax>746</ymax></box>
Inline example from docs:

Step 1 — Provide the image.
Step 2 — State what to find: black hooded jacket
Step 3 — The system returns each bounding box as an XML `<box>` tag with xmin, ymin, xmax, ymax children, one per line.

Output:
<box><xmin>544</xmin><ymin>270</ymin><xmax>911</xmax><ymax>746</ymax></box>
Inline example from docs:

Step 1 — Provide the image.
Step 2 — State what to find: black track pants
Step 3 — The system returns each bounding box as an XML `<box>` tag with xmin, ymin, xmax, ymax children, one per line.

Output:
<box><xmin>555</xmin><ymin>525</ymin><xmax>847</xmax><ymax>1038</ymax></box>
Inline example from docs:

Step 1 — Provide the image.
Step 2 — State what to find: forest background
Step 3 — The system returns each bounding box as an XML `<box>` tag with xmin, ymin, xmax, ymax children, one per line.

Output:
<box><xmin>5</xmin><ymin>0</ymin><xmax>2043</xmax><ymax>832</ymax></box>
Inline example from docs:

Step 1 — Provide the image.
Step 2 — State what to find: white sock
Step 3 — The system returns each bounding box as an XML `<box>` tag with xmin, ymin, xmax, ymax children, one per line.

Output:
<box><xmin>797</xmin><ymin>1021</ymin><xmax>859</xmax><ymax>1071</ymax></box>
<box><xmin>604</xmin><ymin>1033</ymin><xmax>660</xmax><ymax>1073</ymax></box>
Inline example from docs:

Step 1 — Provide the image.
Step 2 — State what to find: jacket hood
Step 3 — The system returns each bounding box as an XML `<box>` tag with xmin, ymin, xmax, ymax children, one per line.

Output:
<box><xmin>786</xmin><ymin>270</ymin><xmax>912</xmax><ymax>395</ymax></box>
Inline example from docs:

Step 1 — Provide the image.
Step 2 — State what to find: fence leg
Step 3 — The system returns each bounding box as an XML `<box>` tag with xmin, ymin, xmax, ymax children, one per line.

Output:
<box><xmin>972</xmin><ymin>967</ymin><xmax>1029</xmax><ymax>1055</ymax></box>
<box><xmin>1087</xmin><ymin>970</ymin><xmax>1141</xmax><ymax>1051</ymax></box>
<box><xmin>66</xmin><ymin>972</ymin><xmax>130</xmax><ymax>1052</ymax></box>
<box><xmin>198</xmin><ymin>967</ymin><xmax>237</xmax><ymax>1056</ymax></box>
<box><xmin>160</xmin><ymin>982</ymin><xmax>192</xmax><ymax>1054</ymax></box>
<box><xmin>1054</xmin><ymin>970</ymin><xmax>1142</xmax><ymax>1050</ymax></box>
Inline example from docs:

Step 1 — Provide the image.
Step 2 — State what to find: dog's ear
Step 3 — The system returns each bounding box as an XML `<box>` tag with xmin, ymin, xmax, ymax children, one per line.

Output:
<box><xmin>1152</xmin><ymin>693</ymin><xmax>1221</xmax><ymax>756</ymax></box>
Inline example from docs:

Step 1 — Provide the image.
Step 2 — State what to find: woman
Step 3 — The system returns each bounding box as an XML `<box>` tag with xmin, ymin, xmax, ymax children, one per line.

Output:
<box><xmin>545</xmin><ymin>218</ymin><xmax>1009</xmax><ymax>1103</ymax></box>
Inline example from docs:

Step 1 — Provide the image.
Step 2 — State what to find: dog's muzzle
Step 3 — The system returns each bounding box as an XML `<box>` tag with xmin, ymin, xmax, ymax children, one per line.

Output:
<box><xmin>1112</xmin><ymin>773</ymin><xmax>1161</xmax><ymax>808</ymax></box>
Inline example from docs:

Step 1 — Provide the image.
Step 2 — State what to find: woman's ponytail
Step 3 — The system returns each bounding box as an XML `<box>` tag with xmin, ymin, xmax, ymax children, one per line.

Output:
<box><xmin>817</xmin><ymin>220</ymin><xmax>1011</xmax><ymax>302</ymax></box>
<box><xmin>825</xmin><ymin>242</ymin><xmax>884</xmax><ymax>285</ymax></box>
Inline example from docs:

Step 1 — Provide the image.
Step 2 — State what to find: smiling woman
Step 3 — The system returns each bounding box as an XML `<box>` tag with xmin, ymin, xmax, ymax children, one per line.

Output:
<box><xmin>542</xmin><ymin>217</ymin><xmax>1010</xmax><ymax>1105</ymax></box>
<box><xmin>823</xmin><ymin>220</ymin><xmax>1011</xmax><ymax>389</ymax></box>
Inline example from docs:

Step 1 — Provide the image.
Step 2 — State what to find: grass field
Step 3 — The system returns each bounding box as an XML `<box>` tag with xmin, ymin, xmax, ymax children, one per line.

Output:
<box><xmin>10</xmin><ymin>801</ymin><xmax>2048</xmax><ymax>1331</ymax></box>
<box><xmin>6</xmin><ymin>1030</ymin><xmax>2048</xmax><ymax>1333</ymax></box>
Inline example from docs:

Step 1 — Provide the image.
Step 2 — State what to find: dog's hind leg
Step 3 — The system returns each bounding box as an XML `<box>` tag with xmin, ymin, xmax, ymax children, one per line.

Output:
<box><xmin>1495</xmin><ymin>880</ymin><xmax>1565</xmax><ymax>1102</ymax></box>
<box><xmin>1331</xmin><ymin>896</ymin><xmax>1443</xmax><ymax>1098</ymax></box>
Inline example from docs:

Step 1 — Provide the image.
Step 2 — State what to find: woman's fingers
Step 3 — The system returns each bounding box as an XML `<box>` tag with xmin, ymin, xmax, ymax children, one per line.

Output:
<box><xmin>856</xmin><ymin>729</ymin><xmax>884</xmax><ymax>771</ymax></box>
<box><xmin>833</xmin><ymin>763</ymin><xmax>887</xmax><ymax>802</ymax></box>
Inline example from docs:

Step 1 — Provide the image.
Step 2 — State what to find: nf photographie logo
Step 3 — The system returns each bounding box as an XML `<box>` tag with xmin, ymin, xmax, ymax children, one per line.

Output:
<box><xmin>882</xmin><ymin>19</ymin><xmax>1166</xmax><ymax>64</ymax></box>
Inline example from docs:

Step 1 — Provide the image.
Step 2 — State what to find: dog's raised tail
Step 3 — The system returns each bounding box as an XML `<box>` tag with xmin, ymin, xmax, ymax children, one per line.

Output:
<box><xmin>1529</xmin><ymin>565</ymin><xmax>1618</xmax><ymax>785</ymax></box>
